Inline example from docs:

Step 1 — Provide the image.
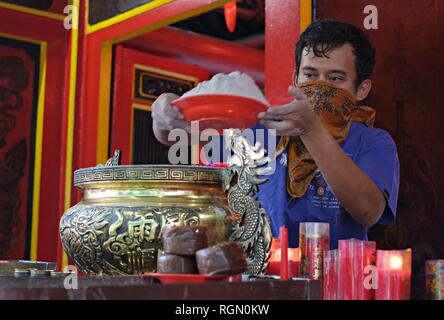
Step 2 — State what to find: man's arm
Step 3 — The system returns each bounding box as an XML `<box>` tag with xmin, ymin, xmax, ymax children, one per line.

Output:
<box><xmin>300</xmin><ymin>120</ymin><xmax>386</xmax><ymax>227</ymax></box>
<box><xmin>258</xmin><ymin>87</ymin><xmax>386</xmax><ymax>227</ymax></box>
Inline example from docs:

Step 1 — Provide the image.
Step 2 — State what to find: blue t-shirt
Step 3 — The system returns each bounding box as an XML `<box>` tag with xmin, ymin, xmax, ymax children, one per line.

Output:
<box><xmin>212</xmin><ymin>122</ymin><xmax>399</xmax><ymax>249</ymax></box>
<box><xmin>252</xmin><ymin>122</ymin><xmax>400</xmax><ymax>249</ymax></box>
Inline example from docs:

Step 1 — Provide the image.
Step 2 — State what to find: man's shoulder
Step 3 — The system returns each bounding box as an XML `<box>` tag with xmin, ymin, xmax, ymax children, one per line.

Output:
<box><xmin>349</xmin><ymin>122</ymin><xmax>397</xmax><ymax>150</ymax></box>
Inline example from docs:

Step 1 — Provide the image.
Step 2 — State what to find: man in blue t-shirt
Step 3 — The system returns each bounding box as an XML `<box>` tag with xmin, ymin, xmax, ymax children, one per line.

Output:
<box><xmin>151</xmin><ymin>20</ymin><xmax>399</xmax><ymax>249</ymax></box>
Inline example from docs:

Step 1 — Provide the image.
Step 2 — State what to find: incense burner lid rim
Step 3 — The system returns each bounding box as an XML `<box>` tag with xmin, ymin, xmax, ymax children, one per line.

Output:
<box><xmin>73</xmin><ymin>164</ymin><xmax>228</xmax><ymax>187</ymax></box>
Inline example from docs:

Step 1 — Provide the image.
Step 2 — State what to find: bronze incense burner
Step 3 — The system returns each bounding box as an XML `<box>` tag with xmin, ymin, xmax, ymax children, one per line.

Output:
<box><xmin>60</xmin><ymin>130</ymin><xmax>272</xmax><ymax>275</ymax></box>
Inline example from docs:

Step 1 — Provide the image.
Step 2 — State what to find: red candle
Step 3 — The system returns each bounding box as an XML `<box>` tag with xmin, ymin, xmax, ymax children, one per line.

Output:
<box><xmin>266</xmin><ymin>239</ymin><xmax>281</xmax><ymax>276</ymax></box>
<box><xmin>288</xmin><ymin>248</ymin><xmax>300</xmax><ymax>277</ymax></box>
<box><xmin>280</xmin><ymin>226</ymin><xmax>289</xmax><ymax>280</ymax></box>
<box><xmin>228</xmin><ymin>274</ymin><xmax>242</xmax><ymax>282</ymax></box>
<box><xmin>323</xmin><ymin>249</ymin><xmax>339</xmax><ymax>300</ymax></box>
<box><xmin>266</xmin><ymin>241</ymin><xmax>300</xmax><ymax>278</ymax></box>
<box><xmin>266</xmin><ymin>260</ymin><xmax>279</xmax><ymax>276</ymax></box>
<box><xmin>266</xmin><ymin>253</ymin><xmax>300</xmax><ymax>278</ymax></box>
<box><xmin>300</xmin><ymin>223</ymin><xmax>330</xmax><ymax>279</ymax></box>
<box><xmin>356</xmin><ymin>241</ymin><xmax>376</xmax><ymax>300</ymax></box>
<box><xmin>338</xmin><ymin>239</ymin><xmax>376</xmax><ymax>300</ymax></box>
<box><xmin>375</xmin><ymin>249</ymin><xmax>412</xmax><ymax>300</ymax></box>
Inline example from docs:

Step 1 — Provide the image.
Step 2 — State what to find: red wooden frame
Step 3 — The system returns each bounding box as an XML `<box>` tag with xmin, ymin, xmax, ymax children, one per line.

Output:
<box><xmin>0</xmin><ymin>7</ymin><xmax>71</xmax><ymax>262</ymax></box>
<box><xmin>124</xmin><ymin>27</ymin><xmax>265</xmax><ymax>86</ymax></box>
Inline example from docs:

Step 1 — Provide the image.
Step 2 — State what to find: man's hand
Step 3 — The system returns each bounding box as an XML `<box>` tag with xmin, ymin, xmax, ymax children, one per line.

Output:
<box><xmin>257</xmin><ymin>85</ymin><xmax>386</xmax><ymax>227</ymax></box>
<box><xmin>257</xmin><ymin>86</ymin><xmax>321</xmax><ymax>137</ymax></box>
<box><xmin>152</xmin><ymin>93</ymin><xmax>190</xmax><ymax>145</ymax></box>
<box><xmin>152</xmin><ymin>93</ymin><xmax>190</xmax><ymax>132</ymax></box>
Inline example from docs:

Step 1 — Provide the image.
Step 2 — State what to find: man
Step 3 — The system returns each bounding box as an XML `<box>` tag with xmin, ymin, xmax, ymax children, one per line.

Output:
<box><xmin>152</xmin><ymin>20</ymin><xmax>399</xmax><ymax>248</ymax></box>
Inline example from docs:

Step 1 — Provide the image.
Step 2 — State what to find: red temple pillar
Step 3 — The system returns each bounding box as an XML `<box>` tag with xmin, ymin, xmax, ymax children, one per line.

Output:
<box><xmin>265</xmin><ymin>0</ymin><xmax>312</xmax><ymax>105</ymax></box>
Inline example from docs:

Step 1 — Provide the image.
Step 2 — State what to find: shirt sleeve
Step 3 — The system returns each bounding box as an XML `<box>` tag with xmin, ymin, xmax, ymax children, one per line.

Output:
<box><xmin>355</xmin><ymin>128</ymin><xmax>400</xmax><ymax>225</ymax></box>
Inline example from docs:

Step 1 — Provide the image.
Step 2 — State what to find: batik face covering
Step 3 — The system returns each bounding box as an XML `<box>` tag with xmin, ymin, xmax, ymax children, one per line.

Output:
<box><xmin>276</xmin><ymin>80</ymin><xmax>376</xmax><ymax>198</ymax></box>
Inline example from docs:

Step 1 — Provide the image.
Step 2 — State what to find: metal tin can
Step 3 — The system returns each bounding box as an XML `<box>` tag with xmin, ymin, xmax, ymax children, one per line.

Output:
<box><xmin>425</xmin><ymin>259</ymin><xmax>444</xmax><ymax>300</ymax></box>
<box><xmin>30</xmin><ymin>269</ymin><xmax>51</xmax><ymax>277</ymax></box>
<box><xmin>14</xmin><ymin>268</ymin><xmax>30</xmax><ymax>278</ymax></box>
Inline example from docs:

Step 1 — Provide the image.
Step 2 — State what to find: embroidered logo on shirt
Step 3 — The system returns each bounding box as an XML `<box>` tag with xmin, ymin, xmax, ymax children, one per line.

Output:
<box><xmin>310</xmin><ymin>171</ymin><xmax>340</xmax><ymax>210</ymax></box>
<box><xmin>317</xmin><ymin>186</ymin><xmax>325</xmax><ymax>196</ymax></box>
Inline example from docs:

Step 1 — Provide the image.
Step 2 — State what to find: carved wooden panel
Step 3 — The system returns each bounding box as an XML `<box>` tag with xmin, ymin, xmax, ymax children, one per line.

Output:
<box><xmin>133</xmin><ymin>67</ymin><xmax>196</xmax><ymax>104</ymax></box>
<box><xmin>0</xmin><ymin>36</ymin><xmax>40</xmax><ymax>259</ymax></box>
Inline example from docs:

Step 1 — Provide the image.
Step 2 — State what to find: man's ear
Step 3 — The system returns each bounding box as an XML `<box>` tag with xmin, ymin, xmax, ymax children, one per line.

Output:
<box><xmin>292</xmin><ymin>69</ymin><xmax>298</xmax><ymax>86</ymax></box>
<box><xmin>356</xmin><ymin>79</ymin><xmax>372</xmax><ymax>101</ymax></box>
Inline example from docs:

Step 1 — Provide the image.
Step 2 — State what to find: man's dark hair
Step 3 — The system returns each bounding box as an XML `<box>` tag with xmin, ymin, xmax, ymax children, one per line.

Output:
<box><xmin>295</xmin><ymin>20</ymin><xmax>376</xmax><ymax>87</ymax></box>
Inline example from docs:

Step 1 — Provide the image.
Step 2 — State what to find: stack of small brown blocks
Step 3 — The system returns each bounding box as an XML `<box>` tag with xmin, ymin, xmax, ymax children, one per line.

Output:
<box><xmin>157</xmin><ymin>225</ymin><xmax>248</xmax><ymax>275</ymax></box>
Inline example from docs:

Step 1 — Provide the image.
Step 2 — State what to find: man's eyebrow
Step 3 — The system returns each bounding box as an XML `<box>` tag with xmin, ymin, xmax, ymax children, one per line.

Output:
<box><xmin>302</xmin><ymin>66</ymin><xmax>318</xmax><ymax>72</ymax></box>
<box><xmin>330</xmin><ymin>70</ymin><xmax>348</xmax><ymax>76</ymax></box>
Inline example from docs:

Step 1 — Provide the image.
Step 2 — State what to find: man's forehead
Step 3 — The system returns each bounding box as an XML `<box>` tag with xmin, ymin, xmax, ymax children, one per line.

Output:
<box><xmin>301</xmin><ymin>44</ymin><xmax>355</xmax><ymax>68</ymax></box>
<box><xmin>303</xmin><ymin>43</ymin><xmax>354</xmax><ymax>56</ymax></box>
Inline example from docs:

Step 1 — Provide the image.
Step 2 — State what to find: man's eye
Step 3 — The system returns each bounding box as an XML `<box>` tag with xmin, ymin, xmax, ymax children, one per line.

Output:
<box><xmin>305</xmin><ymin>74</ymin><xmax>314</xmax><ymax>78</ymax></box>
<box><xmin>329</xmin><ymin>77</ymin><xmax>341</xmax><ymax>82</ymax></box>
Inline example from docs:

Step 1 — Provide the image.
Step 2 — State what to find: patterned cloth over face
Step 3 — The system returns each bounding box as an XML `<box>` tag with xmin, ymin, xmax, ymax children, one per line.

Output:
<box><xmin>276</xmin><ymin>80</ymin><xmax>376</xmax><ymax>198</ymax></box>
